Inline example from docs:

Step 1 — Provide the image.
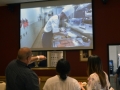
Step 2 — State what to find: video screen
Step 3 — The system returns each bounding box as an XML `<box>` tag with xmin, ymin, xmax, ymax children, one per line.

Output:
<box><xmin>20</xmin><ymin>1</ymin><xmax>93</xmax><ymax>50</ymax></box>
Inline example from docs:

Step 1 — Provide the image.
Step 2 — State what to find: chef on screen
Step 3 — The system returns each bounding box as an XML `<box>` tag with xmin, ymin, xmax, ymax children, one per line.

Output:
<box><xmin>42</xmin><ymin>5</ymin><xmax>74</xmax><ymax>48</ymax></box>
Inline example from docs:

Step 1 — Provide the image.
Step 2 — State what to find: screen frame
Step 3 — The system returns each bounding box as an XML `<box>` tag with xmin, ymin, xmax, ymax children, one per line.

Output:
<box><xmin>20</xmin><ymin>0</ymin><xmax>94</xmax><ymax>51</ymax></box>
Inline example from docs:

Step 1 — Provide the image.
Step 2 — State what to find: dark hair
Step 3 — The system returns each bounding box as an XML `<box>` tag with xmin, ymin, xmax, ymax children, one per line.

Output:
<box><xmin>87</xmin><ymin>55</ymin><xmax>107</xmax><ymax>88</ymax></box>
<box><xmin>56</xmin><ymin>59</ymin><xmax>70</xmax><ymax>81</ymax></box>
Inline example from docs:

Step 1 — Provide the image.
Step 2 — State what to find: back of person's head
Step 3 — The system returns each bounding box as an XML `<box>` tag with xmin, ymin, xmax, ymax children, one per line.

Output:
<box><xmin>87</xmin><ymin>55</ymin><xmax>102</xmax><ymax>75</ymax></box>
<box><xmin>17</xmin><ymin>47</ymin><xmax>32</xmax><ymax>61</ymax></box>
<box><xmin>87</xmin><ymin>55</ymin><xmax>107</xmax><ymax>88</ymax></box>
<box><xmin>56</xmin><ymin>59</ymin><xmax>70</xmax><ymax>81</ymax></box>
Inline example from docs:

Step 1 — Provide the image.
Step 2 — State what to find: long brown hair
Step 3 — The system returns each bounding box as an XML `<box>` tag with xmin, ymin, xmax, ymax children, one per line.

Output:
<box><xmin>87</xmin><ymin>55</ymin><xmax>107</xmax><ymax>88</ymax></box>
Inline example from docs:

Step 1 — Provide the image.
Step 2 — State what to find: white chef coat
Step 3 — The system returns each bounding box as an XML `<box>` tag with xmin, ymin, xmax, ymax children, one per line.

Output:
<box><xmin>44</xmin><ymin>15</ymin><xmax>60</xmax><ymax>33</ymax></box>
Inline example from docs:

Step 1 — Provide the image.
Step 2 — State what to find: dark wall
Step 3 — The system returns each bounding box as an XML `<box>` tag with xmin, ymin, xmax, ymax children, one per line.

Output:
<box><xmin>0</xmin><ymin>5</ymin><xmax>20</xmax><ymax>76</ymax></box>
<box><xmin>0</xmin><ymin>0</ymin><xmax>120</xmax><ymax>76</ymax></box>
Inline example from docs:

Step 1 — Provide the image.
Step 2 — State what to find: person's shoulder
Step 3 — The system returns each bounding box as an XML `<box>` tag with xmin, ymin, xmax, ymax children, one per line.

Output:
<box><xmin>103</xmin><ymin>71</ymin><xmax>109</xmax><ymax>76</ymax></box>
<box><xmin>89</xmin><ymin>73</ymin><xmax>99</xmax><ymax>80</ymax></box>
<box><xmin>6</xmin><ymin>59</ymin><xmax>16</xmax><ymax>68</ymax></box>
<box><xmin>67</xmin><ymin>76</ymin><xmax>79</xmax><ymax>82</ymax></box>
<box><xmin>50</xmin><ymin>15</ymin><xmax>58</xmax><ymax>20</ymax></box>
<box><xmin>45</xmin><ymin>75</ymin><xmax>58</xmax><ymax>84</ymax></box>
<box><xmin>47</xmin><ymin>75</ymin><xmax>57</xmax><ymax>81</ymax></box>
<box><xmin>87</xmin><ymin>73</ymin><xmax>100</xmax><ymax>84</ymax></box>
<box><xmin>90</xmin><ymin>72</ymin><xmax>98</xmax><ymax>77</ymax></box>
<box><xmin>103</xmin><ymin>71</ymin><xmax>107</xmax><ymax>74</ymax></box>
<box><xmin>8</xmin><ymin>59</ymin><xmax>16</xmax><ymax>64</ymax></box>
<box><xmin>67</xmin><ymin>76</ymin><xmax>81</xmax><ymax>88</ymax></box>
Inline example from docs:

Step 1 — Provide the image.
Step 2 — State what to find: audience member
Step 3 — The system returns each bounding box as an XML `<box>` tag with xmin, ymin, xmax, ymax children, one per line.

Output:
<box><xmin>86</xmin><ymin>55</ymin><xmax>113</xmax><ymax>90</ymax></box>
<box><xmin>43</xmin><ymin>59</ymin><xmax>84</xmax><ymax>90</ymax></box>
<box><xmin>5</xmin><ymin>47</ymin><xmax>46</xmax><ymax>90</ymax></box>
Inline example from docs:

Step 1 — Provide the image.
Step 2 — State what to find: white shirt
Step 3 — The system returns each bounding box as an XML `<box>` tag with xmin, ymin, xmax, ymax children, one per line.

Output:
<box><xmin>87</xmin><ymin>72</ymin><xmax>110</xmax><ymax>90</ymax></box>
<box><xmin>44</xmin><ymin>15</ymin><xmax>60</xmax><ymax>33</ymax></box>
<box><xmin>43</xmin><ymin>75</ymin><xmax>81</xmax><ymax>90</ymax></box>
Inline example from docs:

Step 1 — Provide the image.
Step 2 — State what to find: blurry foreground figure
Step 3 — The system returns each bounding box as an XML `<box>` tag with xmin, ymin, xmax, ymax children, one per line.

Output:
<box><xmin>5</xmin><ymin>47</ymin><xmax>46</xmax><ymax>90</ymax></box>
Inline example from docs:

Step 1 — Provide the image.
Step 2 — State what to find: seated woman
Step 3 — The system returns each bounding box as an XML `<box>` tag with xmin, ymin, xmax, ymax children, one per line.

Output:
<box><xmin>87</xmin><ymin>55</ymin><xmax>113</xmax><ymax>90</ymax></box>
<box><xmin>43</xmin><ymin>59</ymin><xmax>84</xmax><ymax>90</ymax></box>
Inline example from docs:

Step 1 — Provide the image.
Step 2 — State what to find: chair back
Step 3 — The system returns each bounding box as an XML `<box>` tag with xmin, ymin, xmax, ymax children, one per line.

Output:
<box><xmin>0</xmin><ymin>81</ymin><xmax>6</xmax><ymax>90</ymax></box>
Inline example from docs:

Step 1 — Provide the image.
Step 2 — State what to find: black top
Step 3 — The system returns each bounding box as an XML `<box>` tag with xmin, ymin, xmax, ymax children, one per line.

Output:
<box><xmin>117</xmin><ymin>66</ymin><xmax>120</xmax><ymax>75</ymax></box>
<box><xmin>5</xmin><ymin>59</ymin><xmax>40</xmax><ymax>90</ymax></box>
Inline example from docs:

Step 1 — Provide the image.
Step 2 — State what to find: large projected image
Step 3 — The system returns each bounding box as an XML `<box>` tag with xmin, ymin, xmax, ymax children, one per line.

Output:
<box><xmin>20</xmin><ymin>3</ymin><xmax>93</xmax><ymax>50</ymax></box>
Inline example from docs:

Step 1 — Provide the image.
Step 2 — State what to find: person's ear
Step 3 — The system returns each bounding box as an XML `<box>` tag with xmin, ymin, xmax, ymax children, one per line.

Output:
<box><xmin>26</xmin><ymin>56</ymin><xmax>31</xmax><ymax>64</ymax></box>
<box><xmin>26</xmin><ymin>56</ymin><xmax>29</xmax><ymax>60</ymax></box>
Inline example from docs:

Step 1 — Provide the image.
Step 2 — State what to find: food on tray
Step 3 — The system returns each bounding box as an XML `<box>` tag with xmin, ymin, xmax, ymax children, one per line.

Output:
<box><xmin>65</xmin><ymin>42</ymin><xmax>74</xmax><ymax>47</ymax></box>
<box><xmin>57</xmin><ymin>44</ymin><xmax>66</xmax><ymax>47</ymax></box>
<box><xmin>60</xmin><ymin>40</ymin><xmax>68</xmax><ymax>44</ymax></box>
